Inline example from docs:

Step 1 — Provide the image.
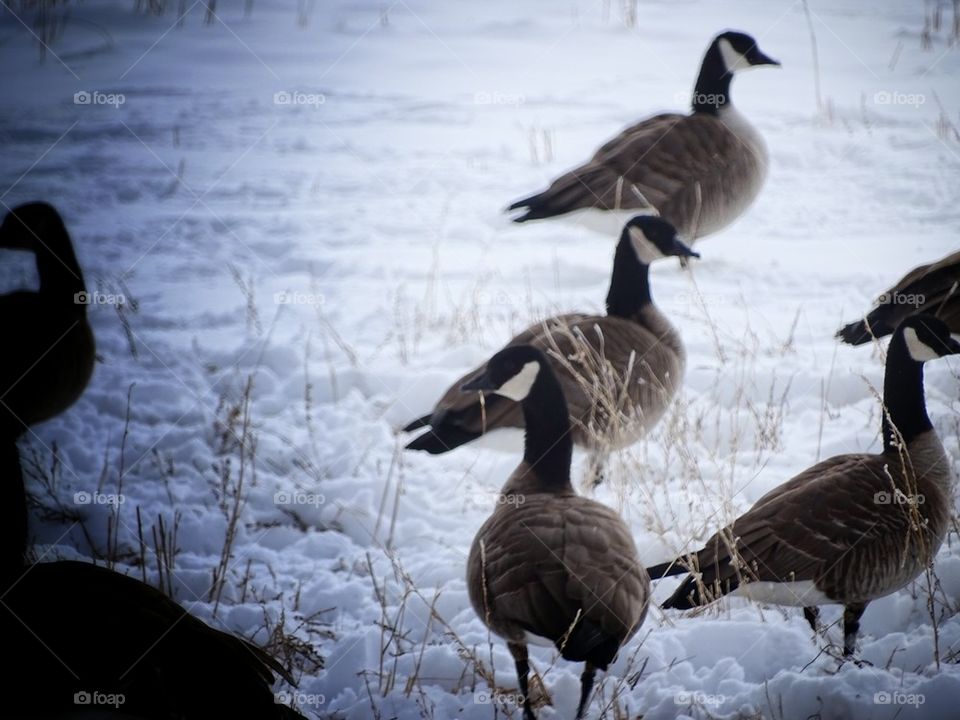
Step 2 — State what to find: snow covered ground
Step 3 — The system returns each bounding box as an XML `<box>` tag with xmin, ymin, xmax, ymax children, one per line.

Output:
<box><xmin>2</xmin><ymin>0</ymin><xmax>959</xmax><ymax>718</ymax></box>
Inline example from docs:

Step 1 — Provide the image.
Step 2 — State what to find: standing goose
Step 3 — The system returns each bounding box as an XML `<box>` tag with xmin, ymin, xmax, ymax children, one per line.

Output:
<box><xmin>464</xmin><ymin>345</ymin><xmax>649</xmax><ymax>719</ymax></box>
<box><xmin>403</xmin><ymin>216</ymin><xmax>697</xmax><ymax>480</ymax></box>
<box><xmin>0</xmin><ymin>201</ymin><xmax>95</xmax><ymax>571</ymax></box>
<box><xmin>507</xmin><ymin>31</ymin><xmax>779</xmax><ymax>242</ymax></box>
<box><xmin>0</xmin><ymin>201</ymin><xmax>96</xmax><ymax>438</ymax></box>
<box><xmin>646</xmin><ymin>315</ymin><xmax>959</xmax><ymax>656</ymax></box>
<box><xmin>838</xmin><ymin>249</ymin><xmax>960</xmax><ymax>345</ymax></box>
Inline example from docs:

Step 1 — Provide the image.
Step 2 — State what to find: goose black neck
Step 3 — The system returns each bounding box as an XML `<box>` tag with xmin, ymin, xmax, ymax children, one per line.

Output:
<box><xmin>881</xmin><ymin>333</ymin><xmax>932</xmax><ymax>451</ymax></box>
<box><xmin>521</xmin><ymin>366</ymin><xmax>573</xmax><ymax>489</ymax></box>
<box><xmin>0</xmin><ymin>439</ymin><xmax>26</xmax><ymax>584</ymax></box>
<box><xmin>692</xmin><ymin>43</ymin><xmax>732</xmax><ymax>114</ymax></box>
<box><xmin>34</xmin><ymin>220</ymin><xmax>87</xmax><ymax>309</ymax></box>
<box><xmin>606</xmin><ymin>232</ymin><xmax>651</xmax><ymax>318</ymax></box>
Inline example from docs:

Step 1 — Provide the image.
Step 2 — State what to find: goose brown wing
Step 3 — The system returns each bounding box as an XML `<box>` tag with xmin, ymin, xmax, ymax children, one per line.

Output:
<box><xmin>884</xmin><ymin>250</ymin><xmax>960</xmax><ymax>332</ymax></box>
<box><xmin>666</xmin><ymin>454</ymin><xmax>901</xmax><ymax>605</ymax></box>
<box><xmin>532</xmin><ymin>314</ymin><xmax>682</xmax><ymax>435</ymax></box>
<box><xmin>512</xmin><ymin>113</ymin><xmax>754</xmax><ymax>237</ymax></box>
<box><xmin>839</xmin><ymin>251</ymin><xmax>960</xmax><ymax>343</ymax></box>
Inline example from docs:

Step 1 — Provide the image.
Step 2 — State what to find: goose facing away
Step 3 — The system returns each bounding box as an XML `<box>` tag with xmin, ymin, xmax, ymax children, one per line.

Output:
<box><xmin>464</xmin><ymin>345</ymin><xmax>649</xmax><ymax>719</ymax></box>
<box><xmin>507</xmin><ymin>30</ymin><xmax>779</xmax><ymax>240</ymax></box>
<box><xmin>0</xmin><ymin>202</ymin><xmax>95</xmax><ymax>438</ymax></box>
<box><xmin>403</xmin><ymin>216</ymin><xmax>697</xmax><ymax>480</ymax></box>
<box><xmin>0</xmin><ymin>439</ymin><xmax>305</xmax><ymax>720</ymax></box>
<box><xmin>646</xmin><ymin>315</ymin><xmax>959</xmax><ymax>656</ymax></box>
<box><xmin>837</xmin><ymin>249</ymin><xmax>960</xmax><ymax>345</ymax></box>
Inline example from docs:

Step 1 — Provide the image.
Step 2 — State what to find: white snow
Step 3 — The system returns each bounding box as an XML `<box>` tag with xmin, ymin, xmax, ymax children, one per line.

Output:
<box><xmin>1</xmin><ymin>0</ymin><xmax>959</xmax><ymax>718</ymax></box>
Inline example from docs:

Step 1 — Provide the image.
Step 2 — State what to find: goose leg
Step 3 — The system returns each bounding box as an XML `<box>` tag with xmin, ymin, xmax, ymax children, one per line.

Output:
<box><xmin>576</xmin><ymin>663</ymin><xmax>597</xmax><ymax>719</ymax></box>
<box><xmin>803</xmin><ymin>606</ymin><xmax>819</xmax><ymax>632</ymax></box>
<box><xmin>842</xmin><ymin>602</ymin><xmax>866</xmax><ymax>656</ymax></box>
<box><xmin>508</xmin><ymin>642</ymin><xmax>536</xmax><ymax>720</ymax></box>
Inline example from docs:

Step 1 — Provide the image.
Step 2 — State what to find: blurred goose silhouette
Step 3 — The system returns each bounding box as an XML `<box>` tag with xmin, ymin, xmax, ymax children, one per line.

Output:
<box><xmin>0</xmin><ymin>203</ymin><xmax>305</xmax><ymax>719</ymax></box>
<box><xmin>0</xmin><ymin>202</ymin><xmax>96</xmax><ymax>439</ymax></box>
<box><xmin>0</xmin><ymin>202</ymin><xmax>95</xmax><ymax>573</ymax></box>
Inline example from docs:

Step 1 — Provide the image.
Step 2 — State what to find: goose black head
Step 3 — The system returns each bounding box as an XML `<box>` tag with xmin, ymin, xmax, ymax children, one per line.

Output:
<box><xmin>0</xmin><ymin>202</ymin><xmax>64</xmax><ymax>251</ymax></box>
<box><xmin>714</xmin><ymin>30</ymin><xmax>780</xmax><ymax>74</ymax></box>
<box><xmin>623</xmin><ymin>216</ymin><xmax>699</xmax><ymax>265</ymax></box>
<box><xmin>897</xmin><ymin>315</ymin><xmax>960</xmax><ymax>363</ymax></box>
<box><xmin>461</xmin><ymin>345</ymin><xmax>547</xmax><ymax>402</ymax></box>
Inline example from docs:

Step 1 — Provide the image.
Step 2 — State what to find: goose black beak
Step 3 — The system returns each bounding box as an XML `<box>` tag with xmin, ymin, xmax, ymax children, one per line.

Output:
<box><xmin>461</xmin><ymin>371</ymin><xmax>494</xmax><ymax>393</ymax></box>
<box><xmin>673</xmin><ymin>236</ymin><xmax>700</xmax><ymax>259</ymax></box>
<box><xmin>946</xmin><ymin>335</ymin><xmax>960</xmax><ymax>355</ymax></box>
<box><xmin>752</xmin><ymin>50</ymin><xmax>781</xmax><ymax>67</ymax></box>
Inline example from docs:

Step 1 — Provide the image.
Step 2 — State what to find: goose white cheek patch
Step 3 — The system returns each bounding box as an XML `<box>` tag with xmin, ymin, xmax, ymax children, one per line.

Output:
<box><xmin>718</xmin><ymin>38</ymin><xmax>751</xmax><ymax>73</ymax></box>
<box><xmin>904</xmin><ymin>327</ymin><xmax>940</xmax><ymax>362</ymax></box>
<box><xmin>629</xmin><ymin>228</ymin><xmax>665</xmax><ymax>264</ymax></box>
<box><xmin>495</xmin><ymin>361</ymin><xmax>540</xmax><ymax>401</ymax></box>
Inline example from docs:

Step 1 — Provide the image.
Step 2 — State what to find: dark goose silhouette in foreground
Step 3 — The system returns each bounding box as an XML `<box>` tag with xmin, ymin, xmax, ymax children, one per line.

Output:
<box><xmin>0</xmin><ymin>203</ymin><xmax>304</xmax><ymax>719</ymax></box>
<box><xmin>1</xmin><ymin>440</ymin><xmax>305</xmax><ymax>718</ymax></box>
<box><xmin>0</xmin><ymin>201</ymin><xmax>96</xmax><ymax>574</ymax></box>
<box><xmin>0</xmin><ymin>202</ymin><xmax>96</xmax><ymax>438</ymax></box>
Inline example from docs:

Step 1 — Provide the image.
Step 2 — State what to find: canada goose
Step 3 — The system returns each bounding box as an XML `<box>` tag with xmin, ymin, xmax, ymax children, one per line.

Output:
<box><xmin>464</xmin><ymin>345</ymin><xmax>649</xmax><ymax>719</ymax></box>
<box><xmin>507</xmin><ymin>31</ymin><xmax>779</xmax><ymax>241</ymax></box>
<box><xmin>0</xmin><ymin>202</ymin><xmax>96</xmax><ymax>438</ymax></box>
<box><xmin>0</xmin><ymin>202</ymin><xmax>95</xmax><ymax>572</ymax></box>
<box><xmin>404</xmin><ymin>216</ymin><xmax>697</xmax><ymax>480</ymax></box>
<box><xmin>838</xmin><ymin>250</ymin><xmax>960</xmax><ymax>345</ymax></box>
<box><xmin>646</xmin><ymin>315</ymin><xmax>959</xmax><ymax>656</ymax></box>
<box><xmin>0</xmin><ymin>439</ymin><xmax>305</xmax><ymax>719</ymax></box>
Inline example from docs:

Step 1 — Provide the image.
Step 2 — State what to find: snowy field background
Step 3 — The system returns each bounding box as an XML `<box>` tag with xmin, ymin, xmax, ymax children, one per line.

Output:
<box><xmin>2</xmin><ymin>0</ymin><xmax>959</xmax><ymax>718</ymax></box>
